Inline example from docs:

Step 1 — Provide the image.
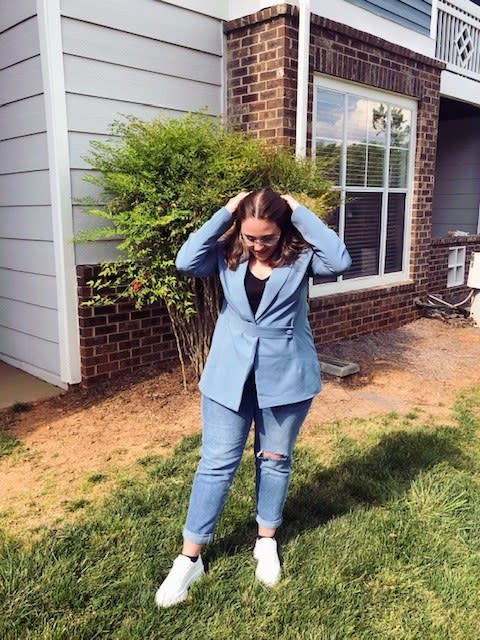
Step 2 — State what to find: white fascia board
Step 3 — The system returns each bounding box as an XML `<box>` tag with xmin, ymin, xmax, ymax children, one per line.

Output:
<box><xmin>158</xmin><ymin>0</ymin><xmax>289</xmax><ymax>20</ymax></box>
<box><xmin>227</xmin><ymin>0</ymin><xmax>281</xmax><ymax>20</ymax></box>
<box><xmin>36</xmin><ymin>0</ymin><xmax>81</xmax><ymax>385</ymax></box>
<box><xmin>309</xmin><ymin>0</ymin><xmax>435</xmax><ymax>58</ymax></box>
<box><xmin>157</xmin><ymin>0</ymin><xmax>229</xmax><ymax>19</ymax></box>
<box><xmin>440</xmin><ymin>69</ymin><xmax>480</xmax><ymax>107</ymax></box>
<box><xmin>228</xmin><ymin>0</ymin><xmax>435</xmax><ymax>57</ymax></box>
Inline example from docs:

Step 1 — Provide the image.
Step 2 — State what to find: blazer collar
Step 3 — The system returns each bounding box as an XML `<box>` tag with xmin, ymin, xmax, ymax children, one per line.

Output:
<box><xmin>226</xmin><ymin>256</ymin><xmax>303</xmax><ymax>321</ymax></box>
<box><xmin>254</xmin><ymin>263</ymin><xmax>291</xmax><ymax>320</ymax></box>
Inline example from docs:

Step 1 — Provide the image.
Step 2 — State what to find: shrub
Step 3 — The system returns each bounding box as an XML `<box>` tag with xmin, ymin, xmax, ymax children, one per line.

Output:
<box><xmin>77</xmin><ymin>113</ymin><xmax>336</xmax><ymax>384</ymax></box>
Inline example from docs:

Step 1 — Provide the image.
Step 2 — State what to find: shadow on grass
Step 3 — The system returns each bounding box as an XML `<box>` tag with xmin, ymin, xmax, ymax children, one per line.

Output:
<box><xmin>206</xmin><ymin>423</ymin><xmax>469</xmax><ymax>563</ymax></box>
<box><xmin>0</xmin><ymin>405</ymin><xmax>476</xmax><ymax>639</ymax></box>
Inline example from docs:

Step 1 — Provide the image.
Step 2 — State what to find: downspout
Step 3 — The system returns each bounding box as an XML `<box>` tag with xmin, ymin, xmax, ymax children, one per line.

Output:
<box><xmin>295</xmin><ymin>0</ymin><xmax>311</xmax><ymax>157</ymax></box>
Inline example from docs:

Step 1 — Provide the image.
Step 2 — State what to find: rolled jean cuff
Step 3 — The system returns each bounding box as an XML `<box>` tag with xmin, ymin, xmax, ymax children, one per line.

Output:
<box><xmin>183</xmin><ymin>526</ymin><xmax>214</xmax><ymax>546</ymax></box>
<box><xmin>256</xmin><ymin>514</ymin><xmax>283</xmax><ymax>531</ymax></box>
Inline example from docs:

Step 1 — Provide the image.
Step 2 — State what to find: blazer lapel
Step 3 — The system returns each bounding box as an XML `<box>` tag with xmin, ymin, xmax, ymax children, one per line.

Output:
<box><xmin>224</xmin><ymin>260</ymin><xmax>255</xmax><ymax>321</ymax></box>
<box><xmin>255</xmin><ymin>263</ymin><xmax>291</xmax><ymax>320</ymax></box>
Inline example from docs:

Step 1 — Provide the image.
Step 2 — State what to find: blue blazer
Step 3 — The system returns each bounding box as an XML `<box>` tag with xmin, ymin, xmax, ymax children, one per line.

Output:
<box><xmin>176</xmin><ymin>205</ymin><xmax>351</xmax><ymax>411</ymax></box>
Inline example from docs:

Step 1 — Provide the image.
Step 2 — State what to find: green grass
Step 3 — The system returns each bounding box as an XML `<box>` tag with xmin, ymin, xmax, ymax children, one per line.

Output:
<box><xmin>0</xmin><ymin>404</ymin><xmax>31</xmax><ymax>461</ymax></box>
<box><xmin>1</xmin><ymin>387</ymin><xmax>480</xmax><ymax>639</ymax></box>
<box><xmin>0</xmin><ymin>413</ymin><xmax>23</xmax><ymax>461</ymax></box>
<box><xmin>0</xmin><ymin>431</ymin><xmax>22</xmax><ymax>460</ymax></box>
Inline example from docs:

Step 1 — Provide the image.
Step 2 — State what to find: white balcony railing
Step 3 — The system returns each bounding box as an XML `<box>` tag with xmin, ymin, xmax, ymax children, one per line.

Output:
<box><xmin>436</xmin><ymin>0</ymin><xmax>480</xmax><ymax>80</ymax></box>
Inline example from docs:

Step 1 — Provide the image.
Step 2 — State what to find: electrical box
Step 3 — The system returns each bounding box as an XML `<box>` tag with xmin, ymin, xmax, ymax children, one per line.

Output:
<box><xmin>467</xmin><ymin>252</ymin><xmax>480</xmax><ymax>289</ymax></box>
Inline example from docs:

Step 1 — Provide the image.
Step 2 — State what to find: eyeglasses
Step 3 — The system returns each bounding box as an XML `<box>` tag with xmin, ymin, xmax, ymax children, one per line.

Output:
<box><xmin>241</xmin><ymin>233</ymin><xmax>281</xmax><ymax>247</ymax></box>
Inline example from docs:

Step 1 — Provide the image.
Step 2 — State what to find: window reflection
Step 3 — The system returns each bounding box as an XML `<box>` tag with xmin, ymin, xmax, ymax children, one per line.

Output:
<box><xmin>315</xmin><ymin>89</ymin><xmax>344</xmax><ymax>139</ymax></box>
<box><xmin>314</xmin><ymin>82</ymin><xmax>413</xmax><ymax>286</ymax></box>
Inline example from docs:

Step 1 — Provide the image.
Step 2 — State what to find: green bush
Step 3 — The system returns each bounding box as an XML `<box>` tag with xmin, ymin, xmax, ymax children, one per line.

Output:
<box><xmin>77</xmin><ymin>113</ymin><xmax>337</xmax><ymax>382</ymax></box>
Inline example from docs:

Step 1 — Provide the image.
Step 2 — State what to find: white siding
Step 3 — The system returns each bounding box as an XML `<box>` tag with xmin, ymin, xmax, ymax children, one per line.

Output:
<box><xmin>61</xmin><ymin>18</ymin><xmax>221</xmax><ymax>85</ymax></box>
<box><xmin>0</xmin><ymin>15</ymin><xmax>39</xmax><ymax>68</ymax></box>
<box><xmin>0</xmin><ymin>95</ymin><xmax>47</xmax><ymax>140</ymax></box>
<box><xmin>0</xmin><ymin>238</ymin><xmax>56</xmax><ymax>276</ymax></box>
<box><xmin>66</xmin><ymin>94</ymin><xmax>177</xmax><ymax>135</ymax></box>
<box><xmin>0</xmin><ymin>0</ymin><xmax>36</xmax><ymax>32</ymax></box>
<box><xmin>0</xmin><ymin>327</ymin><xmax>61</xmax><ymax>379</ymax></box>
<box><xmin>0</xmin><ymin>171</ymin><xmax>51</xmax><ymax>206</ymax></box>
<box><xmin>0</xmin><ymin>133</ymin><xmax>49</xmax><ymax>173</ymax></box>
<box><xmin>0</xmin><ymin>299</ymin><xmax>58</xmax><ymax>343</ymax></box>
<box><xmin>0</xmin><ymin>56</ymin><xmax>44</xmax><ymax>105</ymax></box>
<box><xmin>58</xmin><ymin>0</ymin><xmax>224</xmax><ymax>265</ymax></box>
<box><xmin>432</xmin><ymin>117</ymin><xmax>480</xmax><ymax>237</ymax></box>
<box><xmin>63</xmin><ymin>57</ymin><xmax>221</xmax><ymax>114</ymax></box>
<box><xmin>0</xmin><ymin>8</ymin><xmax>61</xmax><ymax>380</ymax></box>
<box><xmin>0</xmin><ymin>270</ymin><xmax>57</xmax><ymax>308</ymax></box>
<box><xmin>70</xmin><ymin>169</ymin><xmax>103</xmax><ymax>202</ymax></box>
<box><xmin>74</xmin><ymin>239</ymin><xmax>121</xmax><ymax>265</ymax></box>
<box><xmin>60</xmin><ymin>0</ymin><xmax>222</xmax><ymax>55</ymax></box>
<box><xmin>68</xmin><ymin>132</ymin><xmax>110</xmax><ymax>170</ymax></box>
<box><xmin>0</xmin><ymin>206</ymin><xmax>53</xmax><ymax>241</ymax></box>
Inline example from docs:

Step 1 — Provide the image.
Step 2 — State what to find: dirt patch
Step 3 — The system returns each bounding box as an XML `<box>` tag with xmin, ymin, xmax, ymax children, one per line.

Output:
<box><xmin>1</xmin><ymin>317</ymin><xmax>479</xmax><ymax>535</ymax></box>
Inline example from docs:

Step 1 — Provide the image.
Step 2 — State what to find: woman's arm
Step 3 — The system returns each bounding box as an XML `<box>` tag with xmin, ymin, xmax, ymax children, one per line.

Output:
<box><xmin>175</xmin><ymin>208</ymin><xmax>232</xmax><ymax>277</ymax></box>
<box><xmin>283</xmin><ymin>196</ymin><xmax>351</xmax><ymax>277</ymax></box>
<box><xmin>175</xmin><ymin>192</ymin><xmax>249</xmax><ymax>277</ymax></box>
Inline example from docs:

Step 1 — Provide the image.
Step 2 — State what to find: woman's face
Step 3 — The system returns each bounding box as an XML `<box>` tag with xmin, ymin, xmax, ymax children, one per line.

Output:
<box><xmin>240</xmin><ymin>217</ymin><xmax>281</xmax><ymax>262</ymax></box>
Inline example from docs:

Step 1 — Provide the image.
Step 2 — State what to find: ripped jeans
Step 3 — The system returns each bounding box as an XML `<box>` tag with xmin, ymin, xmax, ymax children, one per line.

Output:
<box><xmin>183</xmin><ymin>374</ymin><xmax>312</xmax><ymax>545</ymax></box>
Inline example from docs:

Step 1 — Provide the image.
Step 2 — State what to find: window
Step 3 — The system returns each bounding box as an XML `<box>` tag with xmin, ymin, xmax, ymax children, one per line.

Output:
<box><xmin>447</xmin><ymin>246</ymin><xmax>466</xmax><ymax>287</ymax></box>
<box><xmin>310</xmin><ymin>76</ymin><xmax>416</xmax><ymax>296</ymax></box>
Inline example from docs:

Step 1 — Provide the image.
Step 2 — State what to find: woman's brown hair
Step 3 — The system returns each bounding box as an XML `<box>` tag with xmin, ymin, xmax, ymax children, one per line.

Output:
<box><xmin>222</xmin><ymin>188</ymin><xmax>309</xmax><ymax>270</ymax></box>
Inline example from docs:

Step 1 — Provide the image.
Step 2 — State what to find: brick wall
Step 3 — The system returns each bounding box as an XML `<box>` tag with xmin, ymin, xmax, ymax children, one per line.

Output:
<box><xmin>77</xmin><ymin>266</ymin><xmax>177</xmax><ymax>386</ymax></box>
<box><xmin>226</xmin><ymin>4</ymin><xmax>298</xmax><ymax>146</ymax></box>
<box><xmin>225</xmin><ymin>5</ymin><xmax>444</xmax><ymax>343</ymax></box>
<box><xmin>310</xmin><ymin>283</ymin><xmax>418</xmax><ymax>348</ymax></box>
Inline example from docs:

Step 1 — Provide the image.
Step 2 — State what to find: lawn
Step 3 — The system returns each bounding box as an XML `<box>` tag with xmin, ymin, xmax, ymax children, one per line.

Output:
<box><xmin>1</xmin><ymin>386</ymin><xmax>480</xmax><ymax>640</ymax></box>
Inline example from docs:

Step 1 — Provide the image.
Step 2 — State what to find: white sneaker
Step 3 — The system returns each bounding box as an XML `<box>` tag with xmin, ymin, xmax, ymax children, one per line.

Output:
<box><xmin>154</xmin><ymin>554</ymin><xmax>205</xmax><ymax>607</ymax></box>
<box><xmin>253</xmin><ymin>538</ymin><xmax>281</xmax><ymax>586</ymax></box>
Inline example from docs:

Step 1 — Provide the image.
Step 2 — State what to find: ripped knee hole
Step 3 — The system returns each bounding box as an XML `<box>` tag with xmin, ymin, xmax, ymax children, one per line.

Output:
<box><xmin>257</xmin><ymin>450</ymin><xmax>287</xmax><ymax>461</ymax></box>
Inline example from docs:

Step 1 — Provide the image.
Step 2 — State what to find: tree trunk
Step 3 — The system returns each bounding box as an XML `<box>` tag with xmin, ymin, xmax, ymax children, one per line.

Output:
<box><xmin>167</xmin><ymin>276</ymin><xmax>222</xmax><ymax>387</ymax></box>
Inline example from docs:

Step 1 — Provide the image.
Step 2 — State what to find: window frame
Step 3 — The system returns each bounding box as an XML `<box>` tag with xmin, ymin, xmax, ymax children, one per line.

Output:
<box><xmin>309</xmin><ymin>75</ymin><xmax>417</xmax><ymax>297</ymax></box>
<box><xmin>447</xmin><ymin>246</ymin><xmax>466</xmax><ymax>287</ymax></box>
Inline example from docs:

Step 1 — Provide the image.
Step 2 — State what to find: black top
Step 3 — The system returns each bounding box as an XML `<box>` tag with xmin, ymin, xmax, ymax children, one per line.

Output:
<box><xmin>245</xmin><ymin>269</ymin><xmax>269</xmax><ymax>315</ymax></box>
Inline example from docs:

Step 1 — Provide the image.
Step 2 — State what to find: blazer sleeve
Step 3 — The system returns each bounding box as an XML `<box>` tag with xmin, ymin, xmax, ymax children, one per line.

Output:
<box><xmin>291</xmin><ymin>206</ymin><xmax>352</xmax><ymax>276</ymax></box>
<box><xmin>175</xmin><ymin>207</ymin><xmax>234</xmax><ymax>277</ymax></box>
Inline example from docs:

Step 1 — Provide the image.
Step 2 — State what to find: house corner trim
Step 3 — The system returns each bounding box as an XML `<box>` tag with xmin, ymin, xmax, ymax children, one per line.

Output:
<box><xmin>36</xmin><ymin>0</ymin><xmax>81</xmax><ymax>384</ymax></box>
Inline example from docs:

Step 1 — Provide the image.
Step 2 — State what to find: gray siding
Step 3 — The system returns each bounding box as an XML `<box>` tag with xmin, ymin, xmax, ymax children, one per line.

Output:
<box><xmin>432</xmin><ymin>118</ymin><xmax>480</xmax><ymax>238</ymax></box>
<box><xmin>59</xmin><ymin>0</ymin><xmax>224</xmax><ymax>265</ymax></box>
<box><xmin>0</xmin><ymin>0</ymin><xmax>36</xmax><ymax>32</ymax></box>
<box><xmin>0</xmin><ymin>3</ymin><xmax>61</xmax><ymax>379</ymax></box>
<box><xmin>345</xmin><ymin>0</ymin><xmax>432</xmax><ymax>35</ymax></box>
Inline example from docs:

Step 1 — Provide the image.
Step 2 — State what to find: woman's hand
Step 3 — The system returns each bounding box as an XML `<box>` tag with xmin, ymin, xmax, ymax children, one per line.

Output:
<box><xmin>281</xmin><ymin>194</ymin><xmax>300</xmax><ymax>211</ymax></box>
<box><xmin>225</xmin><ymin>191</ymin><xmax>250</xmax><ymax>215</ymax></box>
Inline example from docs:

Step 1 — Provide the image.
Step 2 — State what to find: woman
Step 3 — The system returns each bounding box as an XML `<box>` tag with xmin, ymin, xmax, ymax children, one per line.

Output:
<box><xmin>155</xmin><ymin>188</ymin><xmax>351</xmax><ymax>607</ymax></box>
